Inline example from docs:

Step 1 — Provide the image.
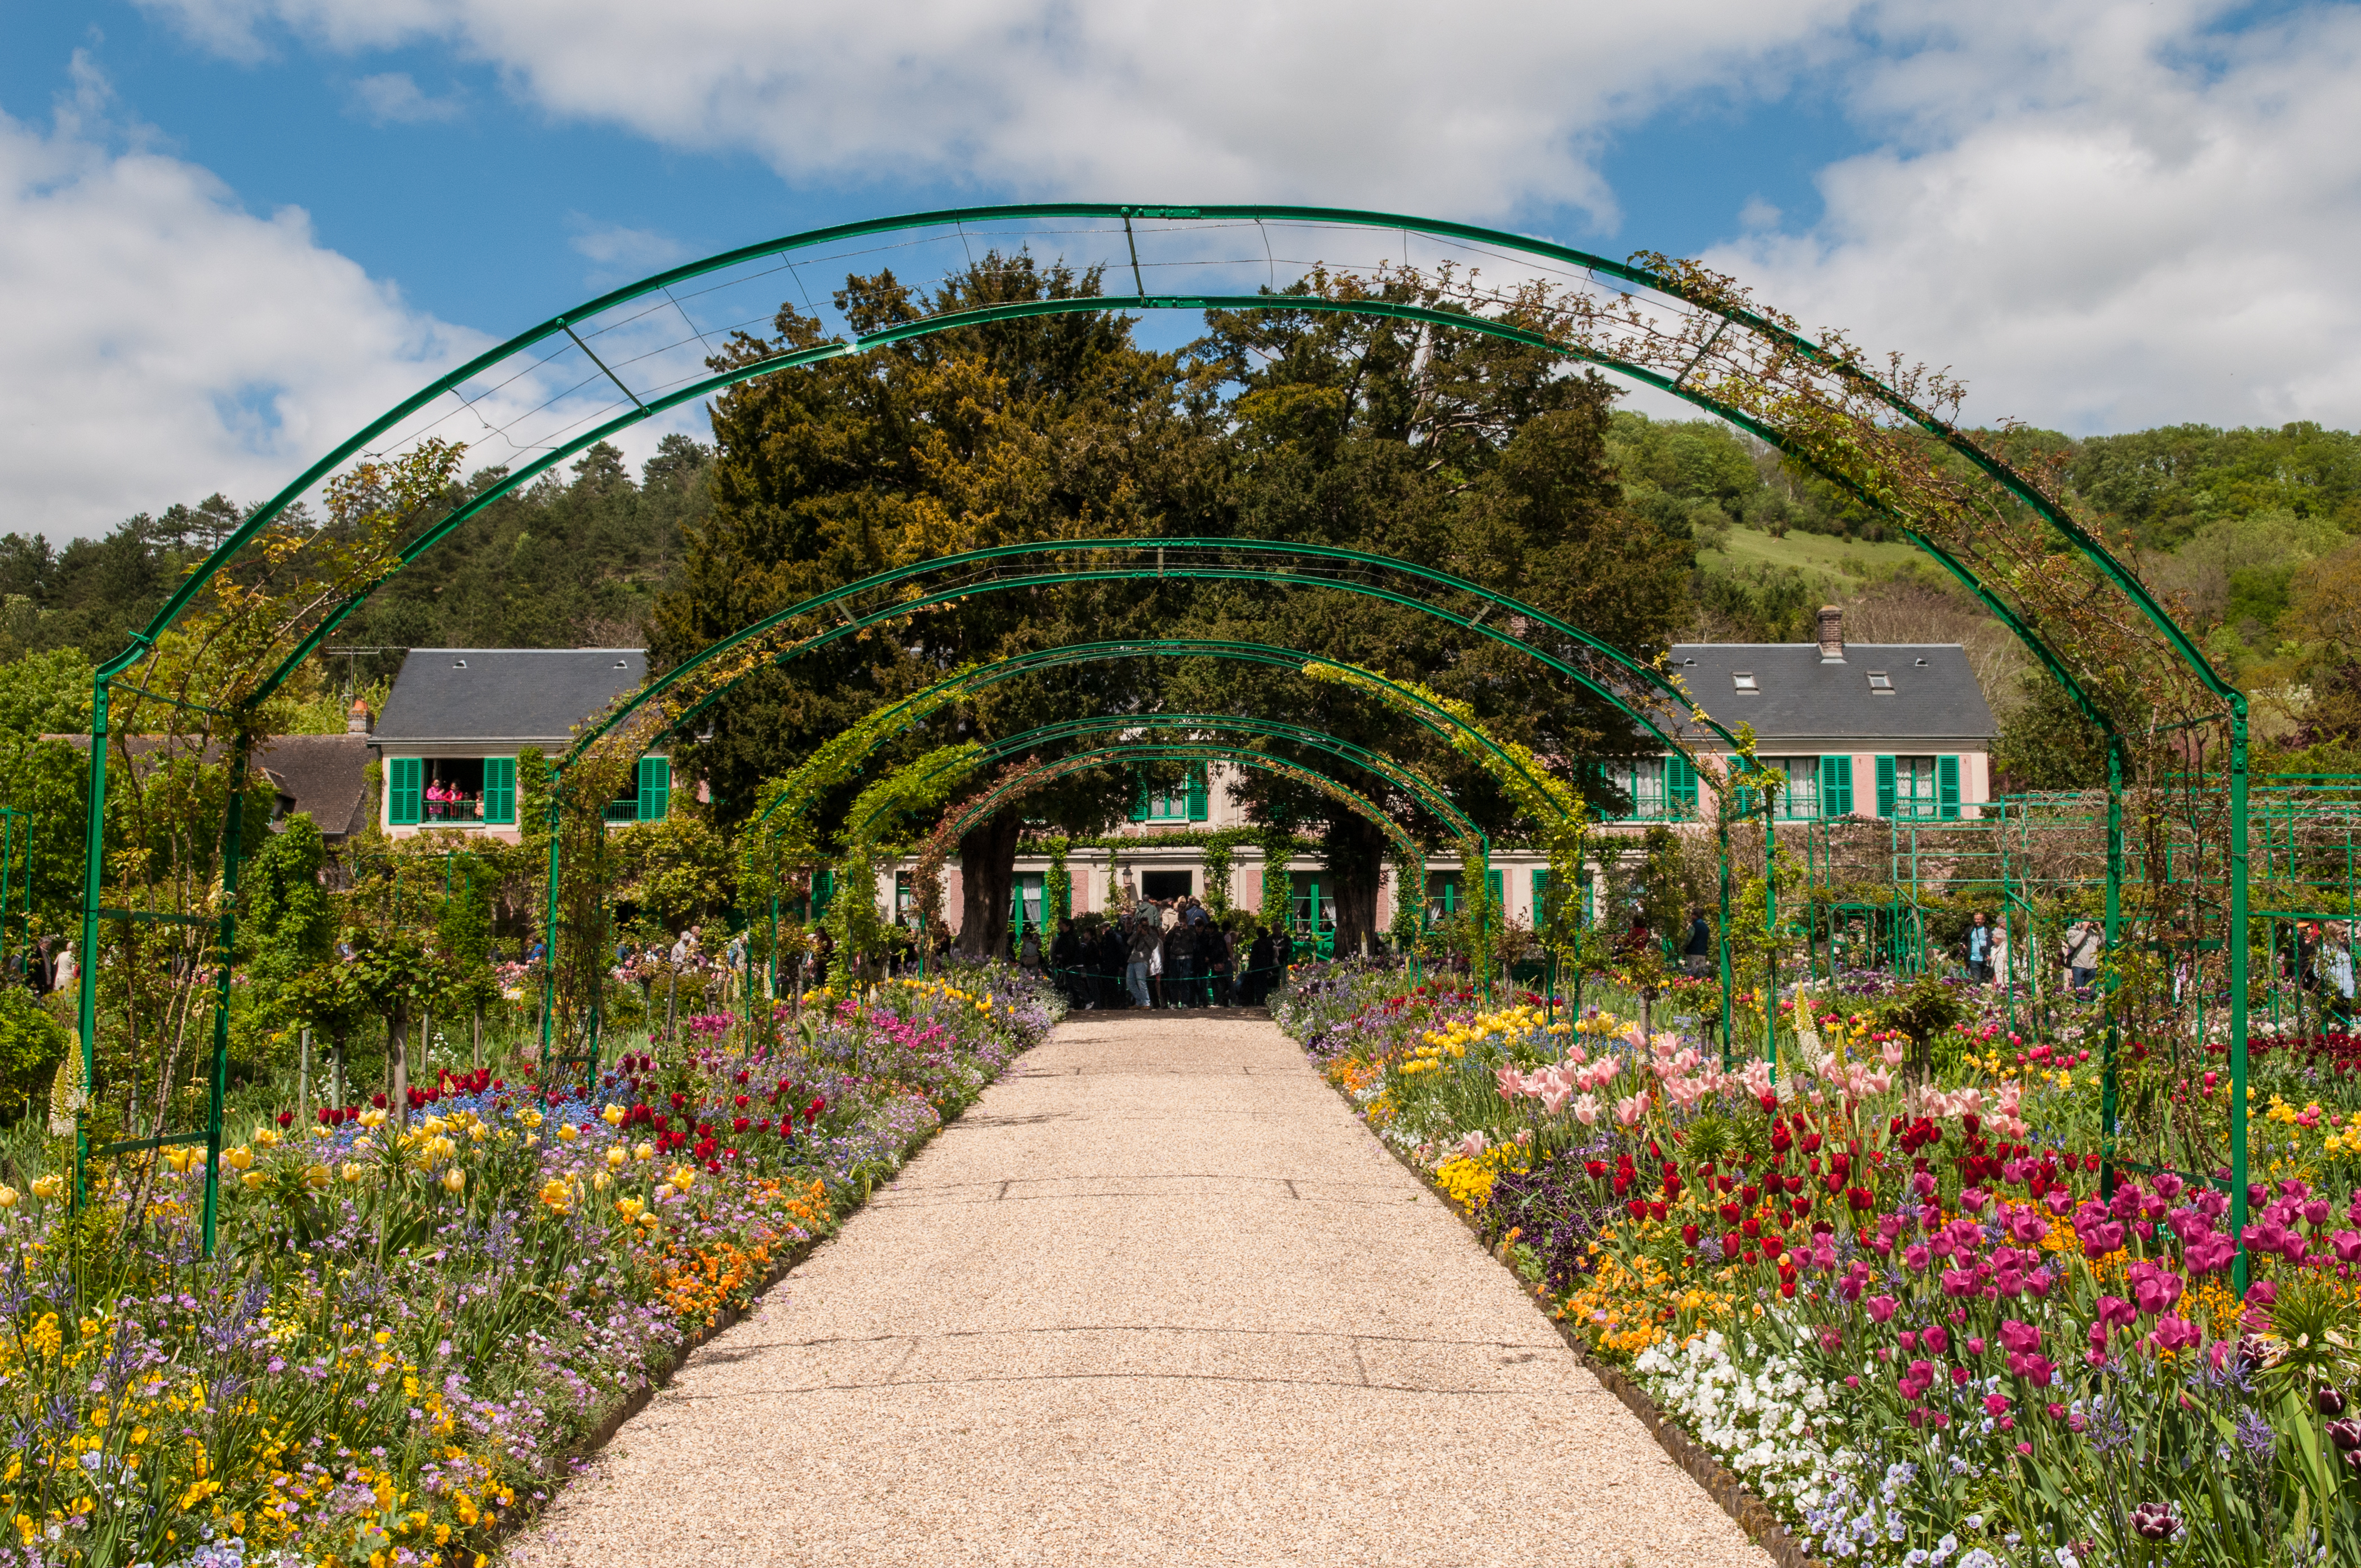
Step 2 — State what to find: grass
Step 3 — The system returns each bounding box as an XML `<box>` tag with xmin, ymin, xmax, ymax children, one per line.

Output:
<box><xmin>1697</xmin><ymin>526</ymin><xmax>1928</xmax><ymax>588</ymax></box>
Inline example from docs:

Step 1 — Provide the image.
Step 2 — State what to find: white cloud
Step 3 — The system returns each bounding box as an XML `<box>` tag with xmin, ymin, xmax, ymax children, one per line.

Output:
<box><xmin>132</xmin><ymin>0</ymin><xmax>1862</xmax><ymax>222</ymax></box>
<box><xmin>1709</xmin><ymin>1</ymin><xmax>2361</xmax><ymax>432</ymax></box>
<box><xmin>349</xmin><ymin>70</ymin><xmax>463</xmax><ymax>123</ymax></box>
<box><xmin>568</xmin><ymin>218</ymin><xmax>684</xmax><ymax>274</ymax></box>
<box><xmin>130</xmin><ymin>0</ymin><xmax>2361</xmax><ymax>435</ymax></box>
<box><xmin>0</xmin><ymin>57</ymin><xmax>703</xmax><ymax>541</ymax></box>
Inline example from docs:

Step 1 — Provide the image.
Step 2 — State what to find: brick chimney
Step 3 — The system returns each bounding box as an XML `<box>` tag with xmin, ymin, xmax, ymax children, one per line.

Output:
<box><xmin>346</xmin><ymin>697</ymin><xmax>372</xmax><ymax>735</ymax></box>
<box><xmin>1816</xmin><ymin>604</ymin><xmax>1845</xmax><ymax>663</ymax></box>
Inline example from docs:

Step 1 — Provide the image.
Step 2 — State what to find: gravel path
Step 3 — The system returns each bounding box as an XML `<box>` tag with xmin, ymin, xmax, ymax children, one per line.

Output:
<box><xmin>513</xmin><ymin>1012</ymin><xmax>1771</xmax><ymax>1568</ymax></box>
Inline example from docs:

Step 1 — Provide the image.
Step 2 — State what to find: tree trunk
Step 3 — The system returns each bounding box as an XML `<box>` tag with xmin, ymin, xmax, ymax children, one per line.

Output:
<box><xmin>389</xmin><ymin>1012</ymin><xmax>409</xmax><ymax>1130</ymax></box>
<box><xmin>1323</xmin><ymin>816</ymin><xmax>1387</xmax><ymax>958</ymax></box>
<box><xmin>956</xmin><ymin>810</ymin><xmax>1022</xmax><ymax>959</ymax></box>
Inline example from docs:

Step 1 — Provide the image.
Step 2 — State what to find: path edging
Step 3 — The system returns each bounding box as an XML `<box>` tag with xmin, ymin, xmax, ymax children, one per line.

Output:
<box><xmin>502</xmin><ymin>1040</ymin><xmax>1039</xmax><ymax>1547</ymax></box>
<box><xmin>1331</xmin><ymin>1072</ymin><xmax>1826</xmax><ymax>1568</ymax></box>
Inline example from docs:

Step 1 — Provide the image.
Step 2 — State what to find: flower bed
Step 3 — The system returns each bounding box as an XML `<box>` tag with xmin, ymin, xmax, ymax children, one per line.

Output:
<box><xmin>0</xmin><ymin>965</ymin><xmax>1056</xmax><ymax>1568</ymax></box>
<box><xmin>1278</xmin><ymin>962</ymin><xmax>2361</xmax><ymax>1567</ymax></box>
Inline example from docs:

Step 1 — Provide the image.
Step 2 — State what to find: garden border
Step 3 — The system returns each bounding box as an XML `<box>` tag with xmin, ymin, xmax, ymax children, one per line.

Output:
<box><xmin>486</xmin><ymin>1021</ymin><xmax>1047</xmax><ymax>1554</ymax></box>
<box><xmin>1322</xmin><ymin>1062</ymin><xmax>1826</xmax><ymax>1568</ymax></box>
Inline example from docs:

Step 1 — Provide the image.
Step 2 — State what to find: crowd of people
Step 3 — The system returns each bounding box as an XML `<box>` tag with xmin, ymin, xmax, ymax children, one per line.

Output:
<box><xmin>1026</xmin><ymin>895</ymin><xmax>1291</xmax><ymax>1009</ymax></box>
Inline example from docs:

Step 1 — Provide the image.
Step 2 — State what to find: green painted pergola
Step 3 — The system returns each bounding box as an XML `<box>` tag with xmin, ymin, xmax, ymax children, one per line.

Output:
<box><xmin>69</xmin><ymin>201</ymin><xmax>2247</xmax><ymax>1266</ymax></box>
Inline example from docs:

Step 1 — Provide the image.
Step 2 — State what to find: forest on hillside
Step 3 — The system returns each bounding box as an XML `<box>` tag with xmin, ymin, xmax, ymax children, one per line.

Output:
<box><xmin>1</xmin><ymin>309</ymin><xmax>2355</xmax><ymax>812</ymax></box>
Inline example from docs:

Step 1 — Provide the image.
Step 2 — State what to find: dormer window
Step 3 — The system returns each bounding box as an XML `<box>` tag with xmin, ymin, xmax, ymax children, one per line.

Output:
<box><xmin>1868</xmin><ymin>671</ymin><xmax>1894</xmax><ymax>694</ymax></box>
<box><xmin>452</xmin><ymin>658</ymin><xmax>467</xmax><ymax>668</ymax></box>
<box><xmin>1732</xmin><ymin>672</ymin><xmax>1758</xmax><ymax>693</ymax></box>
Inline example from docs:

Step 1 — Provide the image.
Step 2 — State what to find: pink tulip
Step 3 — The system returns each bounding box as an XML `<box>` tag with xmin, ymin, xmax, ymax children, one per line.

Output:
<box><xmin>1497</xmin><ymin>1066</ymin><xmax>1527</xmax><ymax>1099</ymax></box>
<box><xmin>2097</xmin><ymin>1295</ymin><xmax>2137</xmax><ymax>1331</ymax></box>
<box><xmin>1923</xmin><ymin>1325</ymin><xmax>1949</xmax><ymax>1356</ymax></box>
<box><xmin>2184</xmin><ymin>1233</ymin><xmax>2238</xmax><ymax>1273</ymax></box>
<box><xmin>2127</xmin><ymin>1261</ymin><xmax>2184</xmax><ymax>1317</ymax></box>
<box><xmin>2334</xmin><ymin>1231</ymin><xmax>2361</xmax><ymax>1265</ymax></box>
<box><xmin>1998</xmin><ymin>1319</ymin><xmax>2041</xmax><ymax>1356</ymax></box>
<box><xmin>2146</xmin><ymin>1317</ymin><xmax>2203</xmax><ymax>1354</ymax></box>
<box><xmin>1613</xmin><ymin>1094</ymin><xmax>1647</xmax><ymax>1129</ymax></box>
<box><xmin>2008</xmin><ymin>1209</ymin><xmax>2049</xmax><ymax>1245</ymax></box>
<box><xmin>1903</xmin><ymin>1244</ymin><xmax>1932</xmax><ymax>1272</ymax></box>
<box><xmin>1864</xmin><ymin>1295</ymin><xmax>1898</xmax><ymax>1323</ymax></box>
<box><xmin>1983</xmin><ymin>1393</ymin><xmax>2010</xmax><ymax>1417</ymax></box>
<box><xmin>1572</xmin><ymin>1093</ymin><xmax>1600</xmax><ymax>1127</ymax></box>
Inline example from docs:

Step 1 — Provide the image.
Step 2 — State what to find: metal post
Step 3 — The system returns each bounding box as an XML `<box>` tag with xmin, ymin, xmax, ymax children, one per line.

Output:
<box><xmin>202</xmin><ymin>733</ymin><xmax>251</xmax><ymax>1257</ymax></box>
<box><xmin>72</xmin><ymin>675</ymin><xmax>108</xmax><ymax>1207</ymax></box>
<box><xmin>1717</xmin><ymin>813</ymin><xmax>1734</xmax><ymax>1070</ymax></box>
<box><xmin>1764</xmin><ymin>788</ymin><xmax>1778</xmax><ymax>1084</ymax></box>
<box><xmin>2100</xmin><ymin>741</ymin><xmax>2124</xmax><ymax>1197</ymax></box>
<box><xmin>2230</xmin><ymin>705</ymin><xmax>2252</xmax><ymax>1294</ymax></box>
<box><xmin>537</xmin><ymin>786</ymin><xmax>562</xmax><ymax>1080</ymax></box>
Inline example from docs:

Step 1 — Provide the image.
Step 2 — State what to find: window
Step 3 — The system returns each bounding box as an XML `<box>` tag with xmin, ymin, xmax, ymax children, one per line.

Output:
<box><xmin>1744</xmin><ymin>757</ymin><xmax>1823</xmax><ymax>820</ymax></box>
<box><xmin>1290</xmin><ymin>872</ymin><xmax>1335</xmax><ymax>932</ymax></box>
<box><xmin>1139</xmin><ymin>870</ymin><xmax>1192</xmax><ymax>901</ymax></box>
<box><xmin>1427</xmin><ymin>870</ymin><xmax>1503</xmax><ymax>922</ymax></box>
<box><xmin>1009</xmin><ymin>872</ymin><xmax>1046</xmax><ymax>931</ymax></box>
<box><xmin>1867</xmin><ymin>671</ymin><xmax>1894</xmax><ymax>693</ymax></box>
<box><xmin>1733</xmin><ymin>671</ymin><xmax>1758</xmax><ymax>692</ymax></box>
<box><xmin>895</xmin><ymin>871</ymin><xmax>916</xmax><ymax>922</ymax></box>
<box><xmin>1532</xmin><ymin>868</ymin><xmax>1591</xmax><ymax>928</ymax></box>
<box><xmin>1818</xmin><ymin>755</ymin><xmax>1855</xmax><ymax>818</ymax></box>
<box><xmin>1131</xmin><ymin>764</ymin><xmax>1208</xmax><ymax>823</ymax></box>
<box><xmin>606</xmin><ymin>756</ymin><xmax>672</xmax><ymax>823</ymax></box>
<box><xmin>1613</xmin><ymin>759</ymin><xmax>1663</xmax><ymax>820</ymax></box>
<box><xmin>1876</xmin><ymin>755</ymin><xmax>1960</xmax><ymax>821</ymax></box>
<box><xmin>388</xmin><ymin>756</ymin><xmax>512</xmax><ymax>827</ymax></box>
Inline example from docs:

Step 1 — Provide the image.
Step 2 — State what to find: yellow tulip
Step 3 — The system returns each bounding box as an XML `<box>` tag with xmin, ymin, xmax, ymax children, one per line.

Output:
<box><xmin>224</xmin><ymin>1146</ymin><xmax>254</xmax><ymax>1172</ymax></box>
<box><xmin>358</xmin><ymin>1108</ymin><xmax>388</xmax><ymax>1128</ymax></box>
<box><xmin>634</xmin><ymin>1142</ymin><xmax>655</xmax><ymax>1162</ymax></box>
<box><xmin>240</xmin><ymin>1171</ymin><xmax>265</xmax><ymax>1191</ymax></box>
<box><xmin>340</xmin><ymin>1162</ymin><xmax>365</xmax><ymax>1184</ymax></box>
<box><xmin>304</xmin><ymin>1165</ymin><xmax>331</xmax><ymax>1190</ymax></box>
<box><xmin>668</xmin><ymin>1165</ymin><xmax>697</xmax><ymax>1190</ymax></box>
<box><xmin>517</xmin><ymin>1108</ymin><xmax>543</xmax><ymax>1130</ymax></box>
<box><xmin>591</xmin><ymin>1171</ymin><xmax>610</xmax><ymax>1192</ymax></box>
<box><xmin>0</xmin><ymin>1186</ymin><xmax>16</xmax><ymax>1208</ymax></box>
<box><xmin>537</xmin><ymin>1178</ymin><xmax>572</xmax><ymax>1213</ymax></box>
<box><xmin>441</xmin><ymin>1168</ymin><xmax>466</xmax><ymax>1195</ymax></box>
<box><xmin>605</xmin><ymin>1147</ymin><xmax>627</xmax><ymax>1169</ymax></box>
<box><xmin>601</xmin><ymin>1105</ymin><xmax>626</xmax><ymax>1126</ymax></box>
<box><xmin>30</xmin><ymin>1175</ymin><xmax>64</xmax><ymax>1201</ymax></box>
<box><xmin>557</xmin><ymin>1124</ymin><xmax>579</xmax><ymax>1143</ymax></box>
<box><xmin>615</xmin><ymin>1197</ymin><xmax>644</xmax><ymax>1221</ymax></box>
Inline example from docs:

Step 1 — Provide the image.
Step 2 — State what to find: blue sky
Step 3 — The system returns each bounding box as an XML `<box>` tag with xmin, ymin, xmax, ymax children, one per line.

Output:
<box><xmin>2</xmin><ymin>0</ymin><xmax>2356</xmax><ymax>538</ymax></box>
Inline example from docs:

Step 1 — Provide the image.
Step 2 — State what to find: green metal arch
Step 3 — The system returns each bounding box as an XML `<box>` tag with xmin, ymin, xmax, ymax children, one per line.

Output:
<box><xmin>920</xmin><ymin>743</ymin><xmax>1438</xmax><ymax>910</ymax></box>
<box><xmin>558</xmin><ymin>538</ymin><xmax>1739</xmax><ymax>776</ymax></box>
<box><xmin>751</xmin><ymin>638</ymin><xmax>1557</xmax><ymax>836</ymax></box>
<box><xmin>68</xmin><ymin>200</ymin><xmax>2255</xmax><ymax>1265</ymax></box>
<box><xmin>845</xmin><ymin>713</ymin><xmax>1487</xmax><ymax>852</ymax></box>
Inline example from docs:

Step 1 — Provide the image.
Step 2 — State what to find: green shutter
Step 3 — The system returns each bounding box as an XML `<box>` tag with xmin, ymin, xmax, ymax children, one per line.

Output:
<box><xmin>1938</xmin><ymin>754</ymin><xmax>1960</xmax><ymax>821</ymax></box>
<box><xmin>636</xmin><ymin>756</ymin><xmax>671</xmax><ymax>823</ymax></box>
<box><xmin>1186</xmin><ymin>763</ymin><xmax>1208</xmax><ymax>821</ymax></box>
<box><xmin>1820</xmin><ymin>755</ymin><xmax>1854</xmax><ymax>818</ymax></box>
<box><xmin>481</xmin><ymin>756</ymin><xmax>516</xmax><ymax>823</ymax></box>
<box><xmin>1531</xmin><ymin>869</ymin><xmax>1551</xmax><ymax>924</ymax></box>
<box><xmin>810</xmin><ymin>869</ymin><xmax>834</xmax><ymax>914</ymax></box>
<box><xmin>1665</xmin><ymin>755</ymin><xmax>1698</xmax><ymax>817</ymax></box>
<box><xmin>1130</xmin><ymin>771</ymin><xmax>1149</xmax><ymax>822</ymax></box>
<box><xmin>1875</xmin><ymin>756</ymin><xmax>1897</xmax><ymax>818</ymax></box>
<box><xmin>388</xmin><ymin>756</ymin><xmax>422</xmax><ymax>826</ymax></box>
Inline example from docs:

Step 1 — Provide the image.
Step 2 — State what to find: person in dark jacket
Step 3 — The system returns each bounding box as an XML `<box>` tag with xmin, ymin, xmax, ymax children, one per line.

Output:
<box><xmin>1684</xmin><ymin>911</ymin><xmax>1713</xmax><ymax>977</ymax></box>
<box><xmin>1051</xmin><ymin>918</ymin><xmax>1084</xmax><ymax>1007</ymax></box>
<box><xmin>1163</xmin><ymin>920</ymin><xmax>1195</xmax><ymax>1008</ymax></box>
<box><xmin>1246</xmin><ymin>928</ymin><xmax>1277</xmax><ymax>1005</ymax></box>
<box><xmin>1097</xmin><ymin>923</ymin><xmax>1128</xmax><ymax>1008</ymax></box>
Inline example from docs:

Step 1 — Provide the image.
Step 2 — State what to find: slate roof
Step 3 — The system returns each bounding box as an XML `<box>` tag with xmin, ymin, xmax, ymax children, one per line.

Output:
<box><xmin>375</xmin><ymin>649</ymin><xmax>648</xmax><ymax>746</ymax></box>
<box><xmin>43</xmin><ymin>733</ymin><xmax>374</xmax><ymax>839</ymax></box>
<box><xmin>1667</xmin><ymin>643</ymin><xmax>1996</xmax><ymax>744</ymax></box>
